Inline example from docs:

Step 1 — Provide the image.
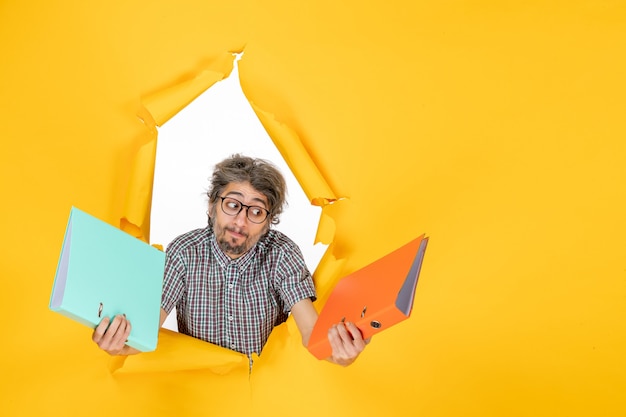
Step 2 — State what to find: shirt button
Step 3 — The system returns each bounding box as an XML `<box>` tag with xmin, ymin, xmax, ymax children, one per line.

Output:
<box><xmin>228</xmin><ymin>315</ymin><xmax>234</xmax><ymax>321</ymax></box>
<box><xmin>228</xmin><ymin>284</ymin><xmax>234</xmax><ymax>289</ymax></box>
<box><xmin>230</xmin><ymin>344</ymin><xmax>236</xmax><ymax>349</ymax></box>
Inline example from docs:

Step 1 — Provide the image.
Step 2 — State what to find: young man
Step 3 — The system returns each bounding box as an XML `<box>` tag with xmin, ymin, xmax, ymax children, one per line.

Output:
<box><xmin>93</xmin><ymin>154</ymin><xmax>366</xmax><ymax>366</ymax></box>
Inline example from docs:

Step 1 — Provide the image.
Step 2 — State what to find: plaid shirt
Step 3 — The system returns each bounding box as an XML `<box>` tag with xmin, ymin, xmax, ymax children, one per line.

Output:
<box><xmin>161</xmin><ymin>226</ymin><xmax>316</xmax><ymax>357</ymax></box>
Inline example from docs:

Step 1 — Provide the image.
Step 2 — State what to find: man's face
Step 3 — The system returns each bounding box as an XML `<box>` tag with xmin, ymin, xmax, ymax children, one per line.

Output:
<box><xmin>209</xmin><ymin>181</ymin><xmax>270</xmax><ymax>259</ymax></box>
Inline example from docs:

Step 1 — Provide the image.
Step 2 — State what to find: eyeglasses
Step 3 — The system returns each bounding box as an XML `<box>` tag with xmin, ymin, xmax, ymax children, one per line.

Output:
<box><xmin>218</xmin><ymin>196</ymin><xmax>270</xmax><ymax>224</ymax></box>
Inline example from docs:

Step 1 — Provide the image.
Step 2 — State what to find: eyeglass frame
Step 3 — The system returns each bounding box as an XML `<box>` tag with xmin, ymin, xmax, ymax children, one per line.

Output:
<box><xmin>217</xmin><ymin>196</ymin><xmax>271</xmax><ymax>224</ymax></box>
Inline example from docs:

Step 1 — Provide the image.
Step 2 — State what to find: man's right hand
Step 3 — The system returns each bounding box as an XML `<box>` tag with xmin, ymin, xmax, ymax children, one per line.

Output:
<box><xmin>92</xmin><ymin>314</ymin><xmax>134</xmax><ymax>355</ymax></box>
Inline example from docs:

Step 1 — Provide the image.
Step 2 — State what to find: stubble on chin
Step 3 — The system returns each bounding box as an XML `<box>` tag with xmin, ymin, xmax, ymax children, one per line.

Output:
<box><xmin>217</xmin><ymin>236</ymin><xmax>247</xmax><ymax>256</ymax></box>
<box><xmin>215</xmin><ymin>224</ymin><xmax>249</xmax><ymax>257</ymax></box>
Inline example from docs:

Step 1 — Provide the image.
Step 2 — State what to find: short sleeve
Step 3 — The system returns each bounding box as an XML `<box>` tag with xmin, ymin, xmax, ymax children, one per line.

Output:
<box><xmin>274</xmin><ymin>246</ymin><xmax>317</xmax><ymax>313</ymax></box>
<box><xmin>160</xmin><ymin>248</ymin><xmax>186</xmax><ymax>314</ymax></box>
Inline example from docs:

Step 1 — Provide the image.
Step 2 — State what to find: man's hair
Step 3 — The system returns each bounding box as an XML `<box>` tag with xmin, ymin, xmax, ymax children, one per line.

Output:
<box><xmin>207</xmin><ymin>154</ymin><xmax>287</xmax><ymax>226</ymax></box>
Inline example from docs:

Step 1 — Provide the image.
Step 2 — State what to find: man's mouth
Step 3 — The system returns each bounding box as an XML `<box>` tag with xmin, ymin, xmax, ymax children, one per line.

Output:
<box><xmin>225</xmin><ymin>226</ymin><xmax>247</xmax><ymax>239</ymax></box>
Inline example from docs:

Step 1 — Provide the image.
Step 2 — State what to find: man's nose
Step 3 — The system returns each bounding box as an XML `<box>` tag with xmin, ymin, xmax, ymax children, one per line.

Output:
<box><xmin>233</xmin><ymin>208</ymin><xmax>248</xmax><ymax>225</ymax></box>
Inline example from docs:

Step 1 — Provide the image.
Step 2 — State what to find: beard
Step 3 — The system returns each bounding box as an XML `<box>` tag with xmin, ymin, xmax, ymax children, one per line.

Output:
<box><xmin>216</xmin><ymin>225</ymin><xmax>249</xmax><ymax>256</ymax></box>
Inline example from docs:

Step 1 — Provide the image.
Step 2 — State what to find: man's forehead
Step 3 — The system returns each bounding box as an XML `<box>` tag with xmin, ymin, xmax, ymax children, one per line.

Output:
<box><xmin>222</xmin><ymin>182</ymin><xmax>269</xmax><ymax>206</ymax></box>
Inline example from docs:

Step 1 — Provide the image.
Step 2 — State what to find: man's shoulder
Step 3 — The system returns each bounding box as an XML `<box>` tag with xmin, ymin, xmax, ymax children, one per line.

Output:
<box><xmin>260</xmin><ymin>229</ymin><xmax>301</xmax><ymax>254</ymax></box>
<box><xmin>166</xmin><ymin>227</ymin><xmax>211</xmax><ymax>254</ymax></box>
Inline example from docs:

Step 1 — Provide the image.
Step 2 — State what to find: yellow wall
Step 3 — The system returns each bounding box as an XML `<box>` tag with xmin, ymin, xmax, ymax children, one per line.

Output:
<box><xmin>1</xmin><ymin>1</ymin><xmax>624</xmax><ymax>416</ymax></box>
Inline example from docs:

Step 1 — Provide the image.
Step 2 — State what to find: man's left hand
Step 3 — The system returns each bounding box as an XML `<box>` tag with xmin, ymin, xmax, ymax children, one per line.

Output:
<box><xmin>327</xmin><ymin>321</ymin><xmax>368</xmax><ymax>366</ymax></box>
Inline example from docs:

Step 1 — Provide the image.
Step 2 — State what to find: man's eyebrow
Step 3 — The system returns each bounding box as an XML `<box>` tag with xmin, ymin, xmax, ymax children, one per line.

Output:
<box><xmin>225</xmin><ymin>191</ymin><xmax>268</xmax><ymax>208</ymax></box>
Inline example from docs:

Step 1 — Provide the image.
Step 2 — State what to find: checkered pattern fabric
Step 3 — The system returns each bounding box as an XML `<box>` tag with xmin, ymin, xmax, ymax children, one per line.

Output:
<box><xmin>161</xmin><ymin>227</ymin><xmax>317</xmax><ymax>357</ymax></box>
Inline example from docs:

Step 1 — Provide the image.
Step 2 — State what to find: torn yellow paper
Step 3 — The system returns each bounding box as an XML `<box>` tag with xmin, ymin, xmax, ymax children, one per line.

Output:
<box><xmin>142</xmin><ymin>52</ymin><xmax>238</xmax><ymax>127</ymax></box>
<box><xmin>249</xmin><ymin>102</ymin><xmax>337</xmax><ymax>205</ymax></box>
<box><xmin>114</xmin><ymin>329</ymin><xmax>247</xmax><ymax>375</ymax></box>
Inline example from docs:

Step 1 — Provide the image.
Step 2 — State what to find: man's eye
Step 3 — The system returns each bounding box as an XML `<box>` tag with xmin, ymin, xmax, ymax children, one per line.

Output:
<box><xmin>227</xmin><ymin>201</ymin><xmax>240</xmax><ymax>209</ymax></box>
<box><xmin>250</xmin><ymin>207</ymin><xmax>263</xmax><ymax>216</ymax></box>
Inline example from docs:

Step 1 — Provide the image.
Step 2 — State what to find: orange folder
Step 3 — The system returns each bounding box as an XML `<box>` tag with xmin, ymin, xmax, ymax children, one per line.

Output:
<box><xmin>307</xmin><ymin>234</ymin><xmax>428</xmax><ymax>360</ymax></box>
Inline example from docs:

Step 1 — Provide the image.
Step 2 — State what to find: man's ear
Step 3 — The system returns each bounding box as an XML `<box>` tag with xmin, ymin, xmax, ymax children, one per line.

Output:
<box><xmin>206</xmin><ymin>201</ymin><xmax>216</xmax><ymax>224</ymax></box>
<box><xmin>262</xmin><ymin>217</ymin><xmax>272</xmax><ymax>234</ymax></box>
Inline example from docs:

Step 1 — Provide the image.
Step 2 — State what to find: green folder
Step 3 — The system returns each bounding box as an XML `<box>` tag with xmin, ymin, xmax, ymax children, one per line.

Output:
<box><xmin>50</xmin><ymin>207</ymin><xmax>164</xmax><ymax>352</ymax></box>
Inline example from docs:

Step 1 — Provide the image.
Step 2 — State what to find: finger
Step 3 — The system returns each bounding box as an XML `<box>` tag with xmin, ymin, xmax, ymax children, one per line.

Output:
<box><xmin>334</xmin><ymin>321</ymin><xmax>355</xmax><ymax>343</ymax></box>
<box><xmin>111</xmin><ymin>316</ymin><xmax>131</xmax><ymax>348</ymax></box>
<box><xmin>92</xmin><ymin>316</ymin><xmax>111</xmax><ymax>343</ymax></box>
<box><xmin>107</xmin><ymin>315</ymin><xmax>128</xmax><ymax>349</ymax></box>
<box><xmin>98</xmin><ymin>315</ymin><xmax>125</xmax><ymax>352</ymax></box>
<box><xmin>327</xmin><ymin>325</ymin><xmax>347</xmax><ymax>355</ymax></box>
<box><xmin>328</xmin><ymin>325</ymin><xmax>358</xmax><ymax>366</ymax></box>
<box><xmin>344</xmin><ymin>322</ymin><xmax>366</xmax><ymax>345</ymax></box>
<box><xmin>344</xmin><ymin>322</ymin><xmax>367</xmax><ymax>351</ymax></box>
<box><xmin>344</xmin><ymin>321</ymin><xmax>363</xmax><ymax>340</ymax></box>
